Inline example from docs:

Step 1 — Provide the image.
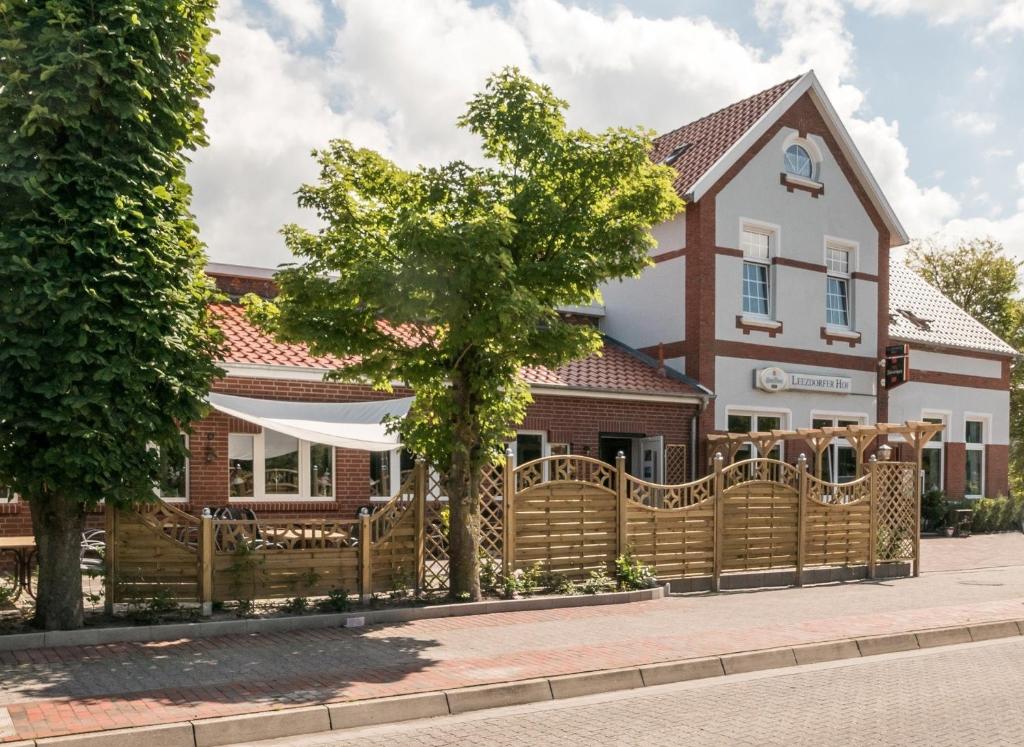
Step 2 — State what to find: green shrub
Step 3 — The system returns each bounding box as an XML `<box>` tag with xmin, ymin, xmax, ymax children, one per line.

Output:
<box><xmin>320</xmin><ymin>588</ymin><xmax>351</xmax><ymax>613</ymax></box>
<box><xmin>964</xmin><ymin>494</ymin><xmax>1023</xmax><ymax>533</ymax></box>
<box><xmin>581</xmin><ymin>568</ymin><xmax>615</xmax><ymax>595</ymax></box>
<box><xmin>921</xmin><ymin>489</ymin><xmax>948</xmax><ymax>531</ymax></box>
<box><xmin>614</xmin><ymin>551</ymin><xmax>658</xmax><ymax>590</ymax></box>
<box><xmin>478</xmin><ymin>553</ymin><xmax>500</xmax><ymax>594</ymax></box>
<box><xmin>551</xmin><ymin>575</ymin><xmax>578</xmax><ymax>596</ymax></box>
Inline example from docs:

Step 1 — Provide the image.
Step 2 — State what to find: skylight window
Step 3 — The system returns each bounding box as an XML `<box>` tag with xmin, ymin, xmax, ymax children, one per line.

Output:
<box><xmin>663</xmin><ymin>143</ymin><xmax>690</xmax><ymax>166</ymax></box>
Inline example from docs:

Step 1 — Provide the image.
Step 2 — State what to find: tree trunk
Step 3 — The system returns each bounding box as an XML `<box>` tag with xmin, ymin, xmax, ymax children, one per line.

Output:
<box><xmin>447</xmin><ymin>369</ymin><xmax>482</xmax><ymax>601</ymax></box>
<box><xmin>30</xmin><ymin>492</ymin><xmax>86</xmax><ymax>630</ymax></box>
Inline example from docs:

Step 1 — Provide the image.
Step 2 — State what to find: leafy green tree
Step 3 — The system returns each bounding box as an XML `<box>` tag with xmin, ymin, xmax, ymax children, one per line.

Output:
<box><xmin>905</xmin><ymin>237</ymin><xmax>1024</xmax><ymax>490</ymax></box>
<box><xmin>0</xmin><ymin>1</ymin><xmax>221</xmax><ymax>629</ymax></box>
<box><xmin>248</xmin><ymin>68</ymin><xmax>682</xmax><ymax>600</ymax></box>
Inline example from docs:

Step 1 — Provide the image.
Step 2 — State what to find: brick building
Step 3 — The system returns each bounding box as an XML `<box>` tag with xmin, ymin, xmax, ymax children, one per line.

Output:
<box><xmin>1</xmin><ymin>69</ymin><xmax>1014</xmax><ymax>535</ymax></box>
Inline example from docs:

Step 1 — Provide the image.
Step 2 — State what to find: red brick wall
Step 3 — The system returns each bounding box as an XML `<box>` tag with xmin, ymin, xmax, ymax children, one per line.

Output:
<box><xmin>944</xmin><ymin>442</ymin><xmax>966</xmax><ymax>500</ymax></box>
<box><xmin>181</xmin><ymin>376</ymin><xmax>698</xmax><ymax>519</ymax></box>
<box><xmin>985</xmin><ymin>444</ymin><xmax>1010</xmax><ymax>498</ymax></box>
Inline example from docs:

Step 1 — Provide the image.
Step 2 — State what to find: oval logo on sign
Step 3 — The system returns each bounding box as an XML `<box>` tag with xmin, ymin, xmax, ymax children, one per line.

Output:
<box><xmin>757</xmin><ymin>366</ymin><xmax>788</xmax><ymax>392</ymax></box>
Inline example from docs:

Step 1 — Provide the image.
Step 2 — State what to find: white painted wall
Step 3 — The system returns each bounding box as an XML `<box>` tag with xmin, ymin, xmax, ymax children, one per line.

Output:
<box><xmin>713</xmin><ymin>127</ymin><xmax>879</xmax><ymax>357</ymax></box>
<box><xmin>910</xmin><ymin>349</ymin><xmax>1003</xmax><ymax>379</ymax></box>
<box><xmin>888</xmin><ymin>382</ymin><xmax>1009</xmax><ymax>444</ymax></box>
<box><xmin>600</xmin><ymin>213</ymin><xmax>686</xmax><ymax>350</ymax></box>
<box><xmin>714</xmin><ymin>356</ymin><xmax>876</xmax><ymax>431</ymax></box>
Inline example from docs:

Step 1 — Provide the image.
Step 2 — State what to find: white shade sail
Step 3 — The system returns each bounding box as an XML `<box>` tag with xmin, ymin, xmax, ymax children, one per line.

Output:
<box><xmin>207</xmin><ymin>393</ymin><xmax>413</xmax><ymax>452</ymax></box>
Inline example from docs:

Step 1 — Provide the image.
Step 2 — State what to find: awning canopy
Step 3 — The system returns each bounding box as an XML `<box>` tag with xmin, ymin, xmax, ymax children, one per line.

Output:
<box><xmin>207</xmin><ymin>393</ymin><xmax>413</xmax><ymax>452</ymax></box>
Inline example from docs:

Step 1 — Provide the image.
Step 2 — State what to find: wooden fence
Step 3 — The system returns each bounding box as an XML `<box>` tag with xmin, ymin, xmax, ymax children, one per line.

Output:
<box><xmin>107</xmin><ymin>452</ymin><xmax>918</xmax><ymax>611</ymax></box>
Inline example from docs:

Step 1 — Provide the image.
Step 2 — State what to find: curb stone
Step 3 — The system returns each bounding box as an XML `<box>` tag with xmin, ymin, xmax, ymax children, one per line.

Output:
<box><xmin>0</xmin><ymin>586</ymin><xmax>667</xmax><ymax>653</ymax></box>
<box><xmin>10</xmin><ymin>616</ymin><xmax>1024</xmax><ymax>746</ymax></box>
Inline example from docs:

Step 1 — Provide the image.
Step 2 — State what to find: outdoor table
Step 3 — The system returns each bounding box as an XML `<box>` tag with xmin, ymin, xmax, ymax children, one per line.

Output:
<box><xmin>0</xmin><ymin>536</ymin><xmax>37</xmax><ymax>600</ymax></box>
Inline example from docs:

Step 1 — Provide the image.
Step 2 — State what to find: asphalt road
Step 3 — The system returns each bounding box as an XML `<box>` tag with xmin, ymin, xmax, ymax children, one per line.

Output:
<box><xmin>243</xmin><ymin>636</ymin><xmax>1024</xmax><ymax>746</ymax></box>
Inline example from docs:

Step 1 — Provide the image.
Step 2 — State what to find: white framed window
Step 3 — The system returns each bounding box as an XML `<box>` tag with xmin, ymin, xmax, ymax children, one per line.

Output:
<box><xmin>811</xmin><ymin>413</ymin><xmax>867</xmax><ymax>483</ymax></box>
<box><xmin>964</xmin><ymin>417</ymin><xmax>987</xmax><ymax>498</ymax></box>
<box><xmin>921</xmin><ymin>414</ymin><xmax>947</xmax><ymax>494</ymax></box>
<box><xmin>156</xmin><ymin>433</ymin><xmax>189</xmax><ymax>503</ymax></box>
<box><xmin>825</xmin><ymin>244</ymin><xmax>852</xmax><ymax>329</ymax></box>
<box><xmin>370</xmin><ymin>448</ymin><xmax>416</xmax><ymax>500</ymax></box>
<box><xmin>726</xmin><ymin>410</ymin><xmax>787</xmax><ymax>461</ymax></box>
<box><xmin>741</xmin><ymin>227</ymin><xmax>774</xmax><ymax>318</ymax></box>
<box><xmin>784</xmin><ymin>144</ymin><xmax>813</xmax><ymax>178</ymax></box>
<box><xmin>509</xmin><ymin>431</ymin><xmax>548</xmax><ymax>465</ymax></box>
<box><xmin>229</xmin><ymin>429</ymin><xmax>335</xmax><ymax>501</ymax></box>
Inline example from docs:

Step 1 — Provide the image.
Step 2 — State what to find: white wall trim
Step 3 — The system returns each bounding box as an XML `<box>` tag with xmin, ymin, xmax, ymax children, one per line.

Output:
<box><xmin>219</xmin><ymin>362</ymin><xmax>332</xmax><ymax>382</ymax></box>
<box><xmin>739</xmin><ymin>216</ymin><xmax>783</xmax><ymax>257</ymax></box>
<box><xmin>529</xmin><ymin>385</ymin><xmax>704</xmax><ymax>405</ymax></box>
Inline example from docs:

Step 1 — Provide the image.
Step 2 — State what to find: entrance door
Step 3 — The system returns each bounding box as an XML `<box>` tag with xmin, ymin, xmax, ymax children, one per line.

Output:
<box><xmin>639</xmin><ymin>436</ymin><xmax>663</xmax><ymax>482</ymax></box>
<box><xmin>599</xmin><ymin>434</ymin><xmax>636</xmax><ymax>475</ymax></box>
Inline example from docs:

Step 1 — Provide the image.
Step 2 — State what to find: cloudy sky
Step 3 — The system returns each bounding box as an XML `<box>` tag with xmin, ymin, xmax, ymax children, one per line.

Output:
<box><xmin>189</xmin><ymin>0</ymin><xmax>1024</xmax><ymax>267</ymax></box>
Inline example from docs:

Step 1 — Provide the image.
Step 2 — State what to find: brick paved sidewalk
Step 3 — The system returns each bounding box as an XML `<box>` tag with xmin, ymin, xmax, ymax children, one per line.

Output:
<box><xmin>3</xmin><ymin>563</ymin><xmax>1024</xmax><ymax>742</ymax></box>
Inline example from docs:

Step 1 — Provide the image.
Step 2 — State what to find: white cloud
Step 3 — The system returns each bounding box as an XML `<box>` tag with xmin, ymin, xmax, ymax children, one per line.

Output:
<box><xmin>189</xmin><ymin>0</ymin><xmax>992</xmax><ymax>266</ymax></box>
<box><xmin>981</xmin><ymin>0</ymin><xmax>1024</xmax><ymax>37</ymax></box>
<box><xmin>848</xmin><ymin>0</ymin><xmax>1001</xmax><ymax>23</ymax></box>
<box><xmin>267</xmin><ymin>0</ymin><xmax>325</xmax><ymax>39</ymax></box>
<box><xmin>951</xmin><ymin>111</ymin><xmax>997</xmax><ymax>135</ymax></box>
<box><xmin>984</xmin><ymin>147</ymin><xmax>1014</xmax><ymax>159</ymax></box>
<box><xmin>1018</xmin><ymin>162</ymin><xmax>1024</xmax><ymax>188</ymax></box>
<box><xmin>972</xmin><ymin>65</ymin><xmax>990</xmax><ymax>80</ymax></box>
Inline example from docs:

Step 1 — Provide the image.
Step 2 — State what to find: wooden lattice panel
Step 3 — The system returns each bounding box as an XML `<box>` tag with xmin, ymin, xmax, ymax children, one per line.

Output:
<box><xmin>478</xmin><ymin>463</ymin><xmax>504</xmax><ymax>563</ymax></box>
<box><xmin>513</xmin><ymin>483</ymin><xmax>617</xmax><ymax>580</ymax></box>
<box><xmin>514</xmin><ymin>455</ymin><xmax>615</xmax><ymax>492</ymax></box>
<box><xmin>722</xmin><ymin>459</ymin><xmax>800</xmax><ymax>491</ymax></box>
<box><xmin>806</xmin><ymin>474</ymin><xmax>871</xmax><ymax>505</ymax></box>
<box><xmin>627</xmin><ymin>473</ymin><xmax>714</xmax><ymax>509</ymax></box>
<box><xmin>874</xmin><ymin>461</ymin><xmax>917</xmax><ymax>562</ymax></box>
<box><xmin>625</xmin><ymin>502</ymin><xmax>714</xmax><ymax>579</ymax></box>
<box><xmin>665</xmin><ymin>444</ymin><xmax>688</xmax><ymax>483</ymax></box>
<box><xmin>422</xmin><ymin>469</ymin><xmax>449</xmax><ymax>592</ymax></box>
<box><xmin>720</xmin><ymin>482</ymin><xmax>799</xmax><ymax>572</ymax></box>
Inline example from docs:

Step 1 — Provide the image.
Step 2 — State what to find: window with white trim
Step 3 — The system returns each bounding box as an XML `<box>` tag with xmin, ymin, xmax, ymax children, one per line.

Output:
<box><xmin>370</xmin><ymin>448</ymin><xmax>416</xmax><ymax>499</ymax></box>
<box><xmin>156</xmin><ymin>433</ymin><xmax>189</xmax><ymax>502</ymax></box>
<box><xmin>825</xmin><ymin>245</ymin><xmax>852</xmax><ymax>329</ymax></box>
<box><xmin>921</xmin><ymin>417</ymin><xmax>944</xmax><ymax>493</ymax></box>
<box><xmin>741</xmin><ymin>229</ymin><xmax>772</xmax><ymax>318</ymax></box>
<box><xmin>784</xmin><ymin>144</ymin><xmax>814</xmax><ymax>178</ymax></box>
<box><xmin>727</xmin><ymin>412</ymin><xmax>784</xmax><ymax>461</ymax></box>
<box><xmin>965</xmin><ymin>419</ymin><xmax>985</xmax><ymax>498</ymax></box>
<box><xmin>811</xmin><ymin>416</ymin><xmax>864</xmax><ymax>483</ymax></box>
<box><xmin>228</xmin><ymin>430</ymin><xmax>335</xmax><ymax>500</ymax></box>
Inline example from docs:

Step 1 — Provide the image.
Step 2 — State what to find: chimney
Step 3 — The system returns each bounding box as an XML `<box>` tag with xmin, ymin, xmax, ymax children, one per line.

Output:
<box><xmin>657</xmin><ymin>342</ymin><xmax>666</xmax><ymax>377</ymax></box>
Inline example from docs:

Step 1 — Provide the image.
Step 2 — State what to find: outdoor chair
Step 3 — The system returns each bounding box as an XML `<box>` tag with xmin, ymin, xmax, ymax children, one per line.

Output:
<box><xmin>212</xmin><ymin>507</ymin><xmax>281</xmax><ymax>550</ymax></box>
<box><xmin>80</xmin><ymin>529</ymin><xmax>106</xmax><ymax>572</ymax></box>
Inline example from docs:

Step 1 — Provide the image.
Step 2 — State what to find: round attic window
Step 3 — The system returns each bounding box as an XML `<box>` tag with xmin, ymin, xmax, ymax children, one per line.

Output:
<box><xmin>784</xmin><ymin>144</ymin><xmax>814</xmax><ymax>179</ymax></box>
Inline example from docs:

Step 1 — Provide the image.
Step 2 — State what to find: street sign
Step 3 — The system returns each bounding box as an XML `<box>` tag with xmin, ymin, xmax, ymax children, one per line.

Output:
<box><xmin>884</xmin><ymin>344</ymin><xmax>909</xmax><ymax>388</ymax></box>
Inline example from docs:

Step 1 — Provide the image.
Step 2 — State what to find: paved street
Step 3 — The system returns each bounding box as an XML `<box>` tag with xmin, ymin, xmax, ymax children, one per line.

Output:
<box><xmin>1</xmin><ymin>534</ymin><xmax>1022</xmax><ymax>741</ymax></box>
<box><xmin>249</xmin><ymin>637</ymin><xmax>1024</xmax><ymax>747</ymax></box>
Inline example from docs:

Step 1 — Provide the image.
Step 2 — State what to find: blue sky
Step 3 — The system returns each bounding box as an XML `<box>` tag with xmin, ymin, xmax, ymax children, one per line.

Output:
<box><xmin>189</xmin><ymin>1</ymin><xmax>1024</xmax><ymax>266</ymax></box>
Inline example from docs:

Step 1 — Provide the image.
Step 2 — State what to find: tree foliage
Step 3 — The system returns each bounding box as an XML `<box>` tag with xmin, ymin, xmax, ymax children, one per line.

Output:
<box><xmin>249</xmin><ymin>68</ymin><xmax>683</xmax><ymax>598</ymax></box>
<box><xmin>0</xmin><ymin>0</ymin><xmax>222</xmax><ymax>628</ymax></box>
<box><xmin>905</xmin><ymin>237</ymin><xmax>1024</xmax><ymax>489</ymax></box>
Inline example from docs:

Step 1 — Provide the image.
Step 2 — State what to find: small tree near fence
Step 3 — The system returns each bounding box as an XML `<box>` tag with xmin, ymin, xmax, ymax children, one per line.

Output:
<box><xmin>0</xmin><ymin>1</ymin><xmax>222</xmax><ymax>629</ymax></box>
<box><xmin>246</xmin><ymin>68</ymin><xmax>683</xmax><ymax>601</ymax></box>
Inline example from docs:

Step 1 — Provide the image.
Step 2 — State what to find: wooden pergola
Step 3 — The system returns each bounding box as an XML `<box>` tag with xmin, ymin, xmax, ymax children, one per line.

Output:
<box><xmin>706</xmin><ymin>421</ymin><xmax>945</xmax><ymax>480</ymax></box>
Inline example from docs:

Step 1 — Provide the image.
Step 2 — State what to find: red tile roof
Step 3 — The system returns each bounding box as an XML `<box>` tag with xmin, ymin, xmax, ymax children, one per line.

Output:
<box><xmin>652</xmin><ymin>76</ymin><xmax>801</xmax><ymax>197</ymax></box>
<box><xmin>212</xmin><ymin>303</ymin><xmax>705</xmax><ymax>398</ymax></box>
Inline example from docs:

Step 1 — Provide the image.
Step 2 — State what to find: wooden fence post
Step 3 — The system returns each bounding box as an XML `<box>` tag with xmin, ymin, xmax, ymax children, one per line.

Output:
<box><xmin>913</xmin><ymin>456</ymin><xmax>922</xmax><ymax>578</ymax></box>
<box><xmin>103</xmin><ymin>506</ymin><xmax>116</xmax><ymax>615</ymax></box>
<box><xmin>616</xmin><ymin>451</ymin><xmax>628</xmax><ymax>558</ymax></box>
<box><xmin>867</xmin><ymin>456</ymin><xmax>878</xmax><ymax>580</ymax></box>
<box><xmin>712</xmin><ymin>452</ymin><xmax>724</xmax><ymax>593</ymax></box>
<box><xmin>199</xmin><ymin>515</ymin><xmax>214</xmax><ymax>616</ymax></box>
<box><xmin>502</xmin><ymin>448</ymin><xmax>515</xmax><ymax>578</ymax></box>
<box><xmin>360</xmin><ymin>512</ymin><xmax>372</xmax><ymax>602</ymax></box>
<box><xmin>796</xmin><ymin>454</ymin><xmax>807</xmax><ymax>587</ymax></box>
<box><xmin>414</xmin><ymin>458</ymin><xmax>427</xmax><ymax>593</ymax></box>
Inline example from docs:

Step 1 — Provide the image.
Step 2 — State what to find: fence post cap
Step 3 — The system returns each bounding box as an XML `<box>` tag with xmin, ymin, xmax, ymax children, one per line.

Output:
<box><xmin>712</xmin><ymin>452</ymin><xmax>724</xmax><ymax>464</ymax></box>
<box><xmin>616</xmin><ymin>450</ymin><xmax>625</xmax><ymax>459</ymax></box>
<box><xmin>797</xmin><ymin>453</ymin><xmax>807</xmax><ymax>464</ymax></box>
<box><xmin>869</xmin><ymin>455</ymin><xmax>878</xmax><ymax>463</ymax></box>
<box><xmin>505</xmin><ymin>447</ymin><xmax>515</xmax><ymax>457</ymax></box>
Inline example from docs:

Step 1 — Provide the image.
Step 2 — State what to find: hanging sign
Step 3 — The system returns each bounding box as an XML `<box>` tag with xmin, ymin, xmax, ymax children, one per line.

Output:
<box><xmin>755</xmin><ymin>367</ymin><xmax>852</xmax><ymax>394</ymax></box>
<box><xmin>884</xmin><ymin>343</ymin><xmax>910</xmax><ymax>389</ymax></box>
